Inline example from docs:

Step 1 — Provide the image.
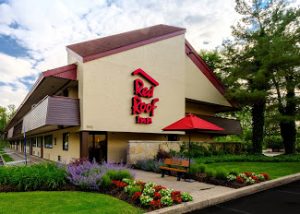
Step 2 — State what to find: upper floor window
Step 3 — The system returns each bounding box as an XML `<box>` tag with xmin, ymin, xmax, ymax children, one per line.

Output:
<box><xmin>63</xmin><ymin>133</ymin><xmax>69</xmax><ymax>151</ymax></box>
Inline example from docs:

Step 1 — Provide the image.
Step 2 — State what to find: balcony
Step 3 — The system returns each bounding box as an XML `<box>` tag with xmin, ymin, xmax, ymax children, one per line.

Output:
<box><xmin>22</xmin><ymin>96</ymin><xmax>80</xmax><ymax>134</ymax></box>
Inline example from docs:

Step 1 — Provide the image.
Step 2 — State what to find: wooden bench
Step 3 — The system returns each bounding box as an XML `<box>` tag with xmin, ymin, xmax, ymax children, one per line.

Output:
<box><xmin>159</xmin><ymin>158</ymin><xmax>189</xmax><ymax>181</ymax></box>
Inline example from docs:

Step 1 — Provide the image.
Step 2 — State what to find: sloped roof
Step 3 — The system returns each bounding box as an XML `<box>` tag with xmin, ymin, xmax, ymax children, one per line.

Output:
<box><xmin>67</xmin><ymin>24</ymin><xmax>186</xmax><ymax>62</ymax></box>
<box><xmin>5</xmin><ymin>64</ymin><xmax>77</xmax><ymax>131</ymax></box>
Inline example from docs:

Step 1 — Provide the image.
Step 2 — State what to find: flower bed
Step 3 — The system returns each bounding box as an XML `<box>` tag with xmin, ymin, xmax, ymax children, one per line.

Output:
<box><xmin>0</xmin><ymin>160</ymin><xmax>192</xmax><ymax>211</ymax></box>
<box><xmin>105</xmin><ymin>178</ymin><xmax>193</xmax><ymax>211</ymax></box>
<box><xmin>192</xmin><ymin>170</ymin><xmax>270</xmax><ymax>188</ymax></box>
<box><xmin>227</xmin><ymin>172</ymin><xmax>269</xmax><ymax>185</ymax></box>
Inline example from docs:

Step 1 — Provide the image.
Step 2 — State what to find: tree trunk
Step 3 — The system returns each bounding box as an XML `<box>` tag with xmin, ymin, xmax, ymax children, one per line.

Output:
<box><xmin>280</xmin><ymin>120</ymin><xmax>296</xmax><ymax>154</ymax></box>
<box><xmin>280</xmin><ymin>76</ymin><xmax>296</xmax><ymax>154</ymax></box>
<box><xmin>251</xmin><ymin>101</ymin><xmax>266</xmax><ymax>154</ymax></box>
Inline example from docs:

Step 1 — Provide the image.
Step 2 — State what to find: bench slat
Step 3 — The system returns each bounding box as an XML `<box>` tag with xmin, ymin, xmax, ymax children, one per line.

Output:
<box><xmin>159</xmin><ymin>166</ymin><xmax>187</xmax><ymax>173</ymax></box>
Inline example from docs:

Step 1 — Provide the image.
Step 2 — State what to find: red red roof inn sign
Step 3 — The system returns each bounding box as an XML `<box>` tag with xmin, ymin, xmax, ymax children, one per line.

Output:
<box><xmin>131</xmin><ymin>68</ymin><xmax>159</xmax><ymax>124</ymax></box>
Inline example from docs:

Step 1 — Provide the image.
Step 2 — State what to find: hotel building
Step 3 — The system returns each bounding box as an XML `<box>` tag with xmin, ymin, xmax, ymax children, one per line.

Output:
<box><xmin>5</xmin><ymin>25</ymin><xmax>241</xmax><ymax>163</ymax></box>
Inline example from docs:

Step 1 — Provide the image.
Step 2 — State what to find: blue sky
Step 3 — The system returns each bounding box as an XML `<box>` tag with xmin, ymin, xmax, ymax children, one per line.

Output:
<box><xmin>0</xmin><ymin>0</ymin><xmax>299</xmax><ymax>107</ymax></box>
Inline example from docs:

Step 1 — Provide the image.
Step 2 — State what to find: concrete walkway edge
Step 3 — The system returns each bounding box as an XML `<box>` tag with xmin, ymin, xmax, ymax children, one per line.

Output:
<box><xmin>147</xmin><ymin>172</ymin><xmax>300</xmax><ymax>214</ymax></box>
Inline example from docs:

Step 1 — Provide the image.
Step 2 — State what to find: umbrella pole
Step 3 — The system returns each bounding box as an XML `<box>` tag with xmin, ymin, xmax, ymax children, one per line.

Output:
<box><xmin>188</xmin><ymin>133</ymin><xmax>191</xmax><ymax>174</ymax></box>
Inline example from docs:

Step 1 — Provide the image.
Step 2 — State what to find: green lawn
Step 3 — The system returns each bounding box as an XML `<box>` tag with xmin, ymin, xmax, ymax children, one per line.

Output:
<box><xmin>205</xmin><ymin>162</ymin><xmax>300</xmax><ymax>179</ymax></box>
<box><xmin>0</xmin><ymin>191</ymin><xmax>142</xmax><ymax>214</ymax></box>
<box><xmin>1</xmin><ymin>153</ymin><xmax>14</xmax><ymax>162</ymax></box>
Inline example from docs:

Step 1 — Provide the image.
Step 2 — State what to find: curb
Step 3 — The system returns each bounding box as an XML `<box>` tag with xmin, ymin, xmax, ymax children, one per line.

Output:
<box><xmin>146</xmin><ymin>172</ymin><xmax>300</xmax><ymax>214</ymax></box>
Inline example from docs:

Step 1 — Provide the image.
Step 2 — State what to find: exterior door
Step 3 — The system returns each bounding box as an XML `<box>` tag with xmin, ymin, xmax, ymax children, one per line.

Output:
<box><xmin>88</xmin><ymin>132</ymin><xmax>107</xmax><ymax>163</ymax></box>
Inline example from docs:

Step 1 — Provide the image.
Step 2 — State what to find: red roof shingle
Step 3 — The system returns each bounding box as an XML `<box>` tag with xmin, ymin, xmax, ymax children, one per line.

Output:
<box><xmin>67</xmin><ymin>24</ymin><xmax>186</xmax><ymax>62</ymax></box>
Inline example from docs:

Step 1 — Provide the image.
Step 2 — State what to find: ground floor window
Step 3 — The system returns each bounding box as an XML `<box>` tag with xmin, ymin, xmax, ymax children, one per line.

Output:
<box><xmin>44</xmin><ymin>135</ymin><xmax>53</xmax><ymax>149</ymax></box>
<box><xmin>63</xmin><ymin>133</ymin><xmax>69</xmax><ymax>151</ymax></box>
<box><xmin>37</xmin><ymin>136</ymin><xmax>43</xmax><ymax>148</ymax></box>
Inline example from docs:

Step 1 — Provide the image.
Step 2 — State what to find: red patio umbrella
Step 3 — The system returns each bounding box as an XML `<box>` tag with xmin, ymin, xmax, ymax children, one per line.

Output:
<box><xmin>162</xmin><ymin>113</ymin><xmax>224</xmax><ymax>175</ymax></box>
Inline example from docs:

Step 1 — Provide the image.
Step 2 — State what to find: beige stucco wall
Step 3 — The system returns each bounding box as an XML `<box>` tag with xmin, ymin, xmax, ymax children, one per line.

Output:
<box><xmin>185</xmin><ymin>56</ymin><xmax>231</xmax><ymax>107</ymax></box>
<box><xmin>68</xmin><ymin>86</ymin><xmax>78</xmax><ymax>99</ymax></box>
<box><xmin>70</xmin><ymin>35</ymin><xmax>186</xmax><ymax>134</ymax></box>
<box><xmin>127</xmin><ymin>141</ymin><xmax>182</xmax><ymax>164</ymax></box>
<box><xmin>28</xmin><ymin>127</ymin><xmax>80</xmax><ymax>163</ymax></box>
<box><xmin>107</xmin><ymin>132</ymin><xmax>167</xmax><ymax>163</ymax></box>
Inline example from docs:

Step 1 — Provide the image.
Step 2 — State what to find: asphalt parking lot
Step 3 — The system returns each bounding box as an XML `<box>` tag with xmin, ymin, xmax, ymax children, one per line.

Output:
<box><xmin>187</xmin><ymin>180</ymin><xmax>300</xmax><ymax>214</ymax></box>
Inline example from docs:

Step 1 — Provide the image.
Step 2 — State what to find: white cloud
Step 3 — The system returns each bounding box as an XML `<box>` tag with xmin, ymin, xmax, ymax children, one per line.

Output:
<box><xmin>3</xmin><ymin>0</ymin><xmax>298</xmax><ymax>107</ymax></box>
<box><xmin>0</xmin><ymin>53</ymin><xmax>37</xmax><ymax>83</ymax></box>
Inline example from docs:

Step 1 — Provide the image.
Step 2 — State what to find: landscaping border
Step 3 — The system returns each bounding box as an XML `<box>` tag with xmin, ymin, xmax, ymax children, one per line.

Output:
<box><xmin>146</xmin><ymin>172</ymin><xmax>300</xmax><ymax>214</ymax></box>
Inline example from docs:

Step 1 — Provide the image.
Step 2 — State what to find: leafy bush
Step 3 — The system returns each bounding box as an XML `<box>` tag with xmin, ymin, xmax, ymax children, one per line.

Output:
<box><xmin>195</xmin><ymin>154</ymin><xmax>300</xmax><ymax>164</ymax></box>
<box><xmin>179</xmin><ymin>142</ymin><xmax>243</xmax><ymax>158</ymax></box>
<box><xmin>124</xmin><ymin>185</ymin><xmax>142</xmax><ymax>196</ymax></box>
<box><xmin>181</xmin><ymin>192</ymin><xmax>193</xmax><ymax>202</ymax></box>
<box><xmin>105</xmin><ymin>169</ymin><xmax>133</xmax><ymax>181</ymax></box>
<box><xmin>134</xmin><ymin>159</ymin><xmax>163</xmax><ymax>173</ymax></box>
<box><xmin>67</xmin><ymin>160</ymin><xmax>103</xmax><ymax>190</ymax></box>
<box><xmin>156</xmin><ymin>149</ymin><xmax>171</xmax><ymax>160</ymax></box>
<box><xmin>215</xmin><ymin>168</ymin><xmax>228</xmax><ymax>180</ymax></box>
<box><xmin>264</xmin><ymin>136</ymin><xmax>283</xmax><ymax>150</ymax></box>
<box><xmin>228</xmin><ymin>169</ymin><xmax>239</xmax><ymax>176</ymax></box>
<box><xmin>101</xmin><ymin>174</ymin><xmax>112</xmax><ymax>188</ymax></box>
<box><xmin>0</xmin><ymin>163</ymin><xmax>66</xmax><ymax>191</ymax></box>
<box><xmin>189</xmin><ymin>163</ymin><xmax>206</xmax><ymax>174</ymax></box>
<box><xmin>67</xmin><ymin>160</ymin><xmax>134</xmax><ymax>190</ymax></box>
<box><xmin>205</xmin><ymin>169</ymin><xmax>216</xmax><ymax>178</ymax></box>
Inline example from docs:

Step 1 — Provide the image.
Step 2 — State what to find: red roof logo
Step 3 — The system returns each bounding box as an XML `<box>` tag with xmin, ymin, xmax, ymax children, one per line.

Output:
<box><xmin>132</xmin><ymin>68</ymin><xmax>159</xmax><ymax>86</ymax></box>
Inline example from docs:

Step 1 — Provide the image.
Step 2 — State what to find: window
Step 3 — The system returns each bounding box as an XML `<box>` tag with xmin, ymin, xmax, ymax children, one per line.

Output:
<box><xmin>44</xmin><ymin>135</ymin><xmax>53</xmax><ymax>149</ymax></box>
<box><xmin>37</xmin><ymin>136</ymin><xmax>43</xmax><ymax>148</ymax></box>
<box><xmin>31</xmin><ymin>138</ymin><xmax>37</xmax><ymax>147</ymax></box>
<box><xmin>63</xmin><ymin>133</ymin><xmax>69</xmax><ymax>151</ymax></box>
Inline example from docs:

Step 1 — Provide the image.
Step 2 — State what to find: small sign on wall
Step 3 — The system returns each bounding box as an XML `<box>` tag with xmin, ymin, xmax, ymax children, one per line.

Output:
<box><xmin>131</xmin><ymin>68</ymin><xmax>159</xmax><ymax>124</ymax></box>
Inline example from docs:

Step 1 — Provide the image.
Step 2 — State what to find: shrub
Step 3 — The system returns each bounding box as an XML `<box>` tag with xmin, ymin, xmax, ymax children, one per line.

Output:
<box><xmin>215</xmin><ymin>168</ymin><xmax>228</xmax><ymax>180</ymax></box>
<box><xmin>205</xmin><ymin>169</ymin><xmax>216</xmax><ymax>178</ymax></box>
<box><xmin>161</xmin><ymin>196</ymin><xmax>173</xmax><ymax>206</ymax></box>
<box><xmin>264</xmin><ymin>136</ymin><xmax>283</xmax><ymax>150</ymax></box>
<box><xmin>156</xmin><ymin>149</ymin><xmax>171</xmax><ymax>160</ymax></box>
<box><xmin>101</xmin><ymin>174</ymin><xmax>112</xmax><ymax>188</ymax></box>
<box><xmin>189</xmin><ymin>164</ymin><xmax>199</xmax><ymax>175</ymax></box>
<box><xmin>105</xmin><ymin>169</ymin><xmax>133</xmax><ymax>181</ymax></box>
<box><xmin>124</xmin><ymin>184</ymin><xmax>142</xmax><ymax>196</ymax></box>
<box><xmin>67</xmin><ymin>160</ymin><xmax>134</xmax><ymax>190</ymax></box>
<box><xmin>67</xmin><ymin>160</ymin><xmax>103</xmax><ymax>190</ymax></box>
<box><xmin>195</xmin><ymin>154</ymin><xmax>300</xmax><ymax>164</ymax></box>
<box><xmin>198</xmin><ymin>164</ymin><xmax>206</xmax><ymax>173</ymax></box>
<box><xmin>134</xmin><ymin>159</ymin><xmax>163</xmax><ymax>173</ymax></box>
<box><xmin>228</xmin><ymin>169</ymin><xmax>239</xmax><ymax>176</ymax></box>
<box><xmin>0</xmin><ymin>163</ymin><xmax>66</xmax><ymax>191</ymax></box>
<box><xmin>181</xmin><ymin>192</ymin><xmax>193</xmax><ymax>202</ymax></box>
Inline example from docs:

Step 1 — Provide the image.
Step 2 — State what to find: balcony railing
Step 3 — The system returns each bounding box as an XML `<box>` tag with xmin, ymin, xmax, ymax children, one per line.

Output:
<box><xmin>22</xmin><ymin>96</ymin><xmax>80</xmax><ymax>133</ymax></box>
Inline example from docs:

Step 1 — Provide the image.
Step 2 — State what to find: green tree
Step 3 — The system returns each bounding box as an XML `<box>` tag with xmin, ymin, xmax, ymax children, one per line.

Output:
<box><xmin>221</xmin><ymin>0</ymin><xmax>300</xmax><ymax>154</ymax></box>
<box><xmin>0</xmin><ymin>106</ymin><xmax>7</xmax><ymax>139</ymax></box>
<box><xmin>7</xmin><ymin>104</ymin><xmax>16</xmax><ymax>121</ymax></box>
<box><xmin>265</xmin><ymin>4</ymin><xmax>300</xmax><ymax>153</ymax></box>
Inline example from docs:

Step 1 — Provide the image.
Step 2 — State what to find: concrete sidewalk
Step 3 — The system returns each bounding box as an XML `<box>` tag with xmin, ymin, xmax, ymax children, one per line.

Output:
<box><xmin>133</xmin><ymin>169</ymin><xmax>300</xmax><ymax>214</ymax></box>
<box><xmin>133</xmin><ymin>169</ymin><xmax>235</xmax><ymax>203</ymax></box>
<box><xmin>2</xmin><ymin>148</ymin><xmax>46</xmax><ymax>165</ymax></box>
<box><xmin>147</xmin><ymin>172</ymin><xmax>300</xmax><ymax>214</ymax></box>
